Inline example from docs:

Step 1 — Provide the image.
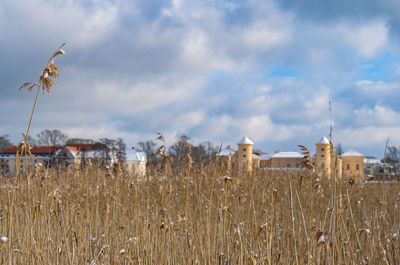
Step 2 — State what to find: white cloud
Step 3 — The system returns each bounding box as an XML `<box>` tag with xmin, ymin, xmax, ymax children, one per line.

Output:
<box><xmin>338</xmin><ymin>21</ymin><xmax>388</xmax><ymax>58</ymax></box>
<box><xmin>336</xmin><ymin>126</ymin><xmax>400</xmax><ymax>149</ymax></box>
<box><xmin>243</xmin><ymin>21</ymin><xmax>292</xmax><ymax>51</ymax></box>
<box><xmin>90</xmin><ymin>76</ymin><xmax>203</xmax><ymax>116</ymax></box>
<box><xmin>63</xmin><ymin>122</ymin><xmax>142</xmax><ymax>147</ymax></box>
<box><xmin>354</xmin><ymin>104</ymin><xmax>400</xmax><ymax>126</ymax></box>
<box><xmin>1</xmin><ymin>0</ymin><xmax>399</xmax><ymax>158</ymax></box>
<box><xmin>0</xmin><ymin>0</ymin><xmax>119</xmax><ymax>49</ymax></box>
<box><xmin>178</xmin><ymin>29</ymin><xmax>235</xmax><ymax>72</ymax></box>
<box><xmin>355</xmin><ymin>80</ymin><xmax>399</xmax><ymax>97</ymax></box>
<box><xmin>239</xmin><ymin>115</ymin><xmax>275</xmax><ymax>141</ymax></box>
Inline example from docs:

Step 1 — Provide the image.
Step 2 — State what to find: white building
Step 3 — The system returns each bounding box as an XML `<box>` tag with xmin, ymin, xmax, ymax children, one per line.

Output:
<box><xmin>124</xmin><ymin>148</ymin><xmax>147</xmax><ymax>176</ymax></box>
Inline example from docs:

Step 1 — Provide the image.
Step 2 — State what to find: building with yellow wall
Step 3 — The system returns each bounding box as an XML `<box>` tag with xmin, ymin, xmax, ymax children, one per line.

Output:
<box><xmin>270</xmin><ymin>152</ymin><xmax>303</xmax><ymax>169</ymax></box>
<box><xmin>217</xmin><ymin>136</ymin><xmax>365</xmax><ymax>179</ymax></box>
<box><xmin>341</xmin><ymin>151</ymin><xmax>364</xmax><ymax>179</ymax></box>
<box><xmin>237</xmin><ymin>137</ymin><xmax>254</xmax><ymax>173</ymax></box>
<box><xmin>315</xmin><ymin>137</ymin><xmax>332</xmax><ymax>177</ymax></box>
<box><xmin>313</xmin><ymin>137</ymin><xmax>364</xmax><ymax>180</ymax></box>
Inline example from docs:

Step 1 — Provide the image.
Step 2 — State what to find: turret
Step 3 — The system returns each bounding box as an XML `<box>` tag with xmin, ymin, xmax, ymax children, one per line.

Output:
<box><xmin>237</xmin><ymin>136</ymin><xmax>254</xmax><ymax>173</ymax></box>
<box><xmin>315</xmin><ymin>136</ymin><xmax>331</xmax><ymax>178</ymax></box>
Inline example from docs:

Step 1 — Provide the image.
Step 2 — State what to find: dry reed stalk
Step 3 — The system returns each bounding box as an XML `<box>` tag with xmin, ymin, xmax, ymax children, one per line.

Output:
<box><xmin>7</xmin><ymin>44</ymin><xmax>65</xmax><ymax>265</ymax></box>
<box><xmin>289</xmin><ymin>179</ymin><xmax>299</xmax><ymax>265</ymax></box>
<box><xmin>2</xmin><ymin>151</ymin><xmax>400</xmax><ymax>263</ymax></box>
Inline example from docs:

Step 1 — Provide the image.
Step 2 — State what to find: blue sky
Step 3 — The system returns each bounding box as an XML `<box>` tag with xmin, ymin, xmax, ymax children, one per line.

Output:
<box><xmin>1</xmin><ymin>0</ymin><xmax>400</xmax><ymax>158</ymax></box>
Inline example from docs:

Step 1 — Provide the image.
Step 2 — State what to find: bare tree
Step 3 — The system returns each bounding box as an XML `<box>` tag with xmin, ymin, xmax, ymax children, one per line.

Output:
<box><xmin>20</xmin><ymin>135</ymin><xmax>37</xmax><ymax>146</ymax></box>
<box><xmin>335</xmin><ymin>142</ymin><xmax>343</xmax><ymax>156</ymax></box>
<box><xmin>137</xmin><ymin>140</ymin><xmax>157</xmax><ymax>162</ymax></box>
<box><xmin>169</xmin><ymin>135</ymin><xmax>191</xmax><ymax>166</ymax></box>
<box><xmin>386</xmin><ymin>146</ymin><xmax>399</xmax><ymax>164</ymax></box>
<box><xmin>37</xmin><ymin>129</ymin><xmax>68</xmax><ymax>146</ymax></box>
<box><xmin>99</xmin><ymin>138</ymin><xmax>116</xmax><ymax>164</ymax></box>
<box><xmin>26</xmin><ymin>135</ymin><xmax>37</xmax><ymax>146</ymax></box>
<box><xmin>66</xmin><ymin>138</ymin><xmax>95</xmax><ymax>145</ymax></box>
<box><xmin>169</xmin><ymin>136</ymin><xmax>218</xmax><ymax>168</ymax></box>
<box><xmin>0</xmin><ymin>135</ymin><xmax>12</xmax><ymax>151</ymax></box>
<box><xmin>115</xmin><ymin>138</ymin><xmax>127</xmax><ymax>163</ymax></box>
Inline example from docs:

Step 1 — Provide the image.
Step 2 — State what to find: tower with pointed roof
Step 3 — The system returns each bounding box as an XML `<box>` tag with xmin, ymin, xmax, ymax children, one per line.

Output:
<box><xmin>237</xmin><ymin>136</ymin><xmax>254</xmax><ymax>173</ymax></box>
<box><xmin>315</xmin><ymin>136</ymin><xmax>331</xmax><ymax>178</ymax></box>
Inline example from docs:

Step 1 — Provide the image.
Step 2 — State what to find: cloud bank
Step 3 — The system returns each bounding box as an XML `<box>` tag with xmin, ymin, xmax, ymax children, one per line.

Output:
<box><xmin>1</xmin><ymin>0</ymin><xmax>400</xmax><ymax>157</ymax></box>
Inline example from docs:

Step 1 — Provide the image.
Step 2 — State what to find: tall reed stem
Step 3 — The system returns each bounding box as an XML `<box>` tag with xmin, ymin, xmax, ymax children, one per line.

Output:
<box><xmin>8</xmin><ymin>84</ymin><xmax>42</xmax><ymax>265</ymax></box>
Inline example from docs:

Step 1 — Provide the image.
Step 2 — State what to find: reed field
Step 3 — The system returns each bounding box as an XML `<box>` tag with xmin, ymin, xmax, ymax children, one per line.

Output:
<box><xmin>1</xmin><ymin>164</ymin><xmax>399</xmax><ymax>264</ymax></box>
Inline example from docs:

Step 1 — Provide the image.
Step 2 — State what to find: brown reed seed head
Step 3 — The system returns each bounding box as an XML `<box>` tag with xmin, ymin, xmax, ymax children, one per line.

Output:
<box><xmin>17</xmin><ymin>133</ymin><xmax>32</xmax><ymax>157</ymax></box>
<box><xmin>298</xmin><ymin>144</ymin><xmax>314</xmax><ymax>170</ymax></box>
<box><xmin>19</xmin><ymin>43</ymin><xmax>66</xmax><ymax>94</ymax></box>
<box><xmin>155</xmin><ymin>133</ymin><xmax>167</xmax><ymax>159</ymax></box>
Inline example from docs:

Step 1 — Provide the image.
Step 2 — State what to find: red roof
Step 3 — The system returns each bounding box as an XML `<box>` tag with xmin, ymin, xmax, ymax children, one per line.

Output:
<box><xmin>1</xmin><ymin>143</ymin><xmax>108</xmax><ymax>156</ymax></box>
<box><xmin>65</xmin><ymin>143</ymin><xmax>107</xmax><ymax>152</ymax></box>
<box><xmin>0</xmin><ymin>146</ymin><xmax>63</xmax><ymax>155</ymax></box>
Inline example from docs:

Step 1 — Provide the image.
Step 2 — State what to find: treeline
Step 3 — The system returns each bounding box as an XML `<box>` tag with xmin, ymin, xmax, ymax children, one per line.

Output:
<box><xmin>138</xmin><ymin>135</ymin><xmax>220</xmax><ymax>167</ymax></box>
<box><xmin>0</xmin><ymin>131</ymin><xmax>220</xmax><ymax>166</ymax></box>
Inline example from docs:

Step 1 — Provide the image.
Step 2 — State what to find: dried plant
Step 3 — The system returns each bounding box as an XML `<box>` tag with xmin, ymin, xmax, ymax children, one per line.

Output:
<box><xmin>298</xmin><ymin>144</ymin><xmax>314</xmax><ymax>170</ymax></box>
<box><xmin>1</xmin><ymin>161</ymin><xmax>399</xmax><ymax>264</ymax></box>
<box><xmin>19</xmin><ymin>43</ymin><xmax>65</xmax><ymax>94</ymax></box>
<box><xmin>7</xmin><ymin>44</ymin><xmax>65</xmax><ymax>265</ymax></box>
<box><xmin>155</xmin><ymin>132</ymin><xmax>167</xmax><ymax>159</ymax></box>
<box><xmin>16</xmin><ymin>43</ymin><xmax>66</xmax><ymax>177</ymax></box>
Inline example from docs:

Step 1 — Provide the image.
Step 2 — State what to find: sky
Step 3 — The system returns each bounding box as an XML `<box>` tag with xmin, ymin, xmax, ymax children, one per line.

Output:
<box><xmin>1</xmin><ymin>0</ymin><xmax>400</xmax><ymax>158</ymax></box>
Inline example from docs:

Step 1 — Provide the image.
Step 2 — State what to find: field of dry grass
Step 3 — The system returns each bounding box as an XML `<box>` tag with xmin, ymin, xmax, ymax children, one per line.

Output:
<box><xmin>1</xmin><ymin>164</ymin><xmax>399</xmax><ymax>264</ymax></box>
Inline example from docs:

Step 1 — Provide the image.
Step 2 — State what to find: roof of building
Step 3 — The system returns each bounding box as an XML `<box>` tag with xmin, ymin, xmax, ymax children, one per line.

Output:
<box><xmin>272</xmin><ymin>151</ymin><xmax>303</xmax><ymax>158</ymax></box>
<box><xmin>0</xmin><ymin>145</ymin><xmax>63</xmax><ymax>155</ymax></box>
<box><xmin>316</xmin><ymin>136</ymin><xmax>330</xmax><ymax>144</ymax></box>
<box><xmin>65</xmin><ymin>143</ymin><xmax>107</xmax><ymax>152</ymax></box>
<box><xmin>238</xmin><ymin>136</ymin><xmax>254</xmax><ymax>145</ymax></box>
<box><xmin>342</xmin><ymin>150</ymin><xmax>363</xmax><ymax>157</ymax></box>
<box><xmin>62</xmin><ymin>145</ymin><xmax>107</xmax><ymax>159</ymax></box>
<box><xmin>258</xmin><ymin>153</ymin><xmax>273</xmax><ymax>160</ymax></box>
<box><xmin>126</xmin><ymin>149</ymin><xmax>147</xmax><ymax>162</ymax></box>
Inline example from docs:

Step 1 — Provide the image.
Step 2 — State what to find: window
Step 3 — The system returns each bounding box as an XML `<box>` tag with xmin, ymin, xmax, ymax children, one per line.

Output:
<box><xmin>296</xmin><ymin>163</ymin><xmax>299</xmax><ymax>168</ymax></box>
<box><xmin>356</xmin><ymin>164</ymin><xmax>359</xmax><ymax>170</ymax></box>
<box><xmin>321</xmin><ymin>162</ymin><xmax>324</xmax><ymax>168</ymax></box>
<box><xmin>286</xmin><ymin>163</ymin><xmax>291</xmax><ymax>168</ymax></box>
<box><xmin>243</xmin><ymin>148</ymin><xmax>246</xmax><ymax>151</ymax></box>
<box><xmin>321</xmin><ymin>148</ymin><xmax>325</xmax><ymax>151</ymax></box>
<box><xmin>321</xmin><ymin>154</ymin><xmax>325</xmax><ymax>157</ymax></box>
<box><xmin>277</xmin><ymin>163</ymin><xmax>281</xmax><ymax>168</ymax></box>
<box><xmin>346</xmin><ymin>164</ymin><xmax>350</xmax><ymax>170</ymax></box>
<box><xmin>243</xmin><ymin>154</ymin><xmax>246</xmax><ymax>157</ymax></box>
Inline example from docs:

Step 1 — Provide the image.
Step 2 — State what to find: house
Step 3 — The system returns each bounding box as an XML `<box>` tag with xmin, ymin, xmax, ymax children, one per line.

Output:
<box><xmin>55</xmin><ymin>143</ymin><xmax>109</xmax><ymax>168</ymax></box>
<box><xmin>270</xmin><ymin>151</ymin><xmax>303</xmax><ymax>169</ymax></box>
<box><xmin>341</xmin><ymin>151</ymin><xmax>364</xmax><ymax>179</ymax></box>
<box><xmin>364</xmin><ymin>157</ymin><xmax>382</xmax><ymax>175</ymax></box>
<box><xmin>124</xmin><ymin>148</ymin><xmax>147</xmax><ymax>176</ymax></box>
<box><xmin>0</xmin><ymin>145</ymin><xmax>63</xmax><ymax>176</ymax></box>
<box><xmin>0</xmin><ymin>143</ymin><xmax>110</xmax><ymax>177</ymax></box>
